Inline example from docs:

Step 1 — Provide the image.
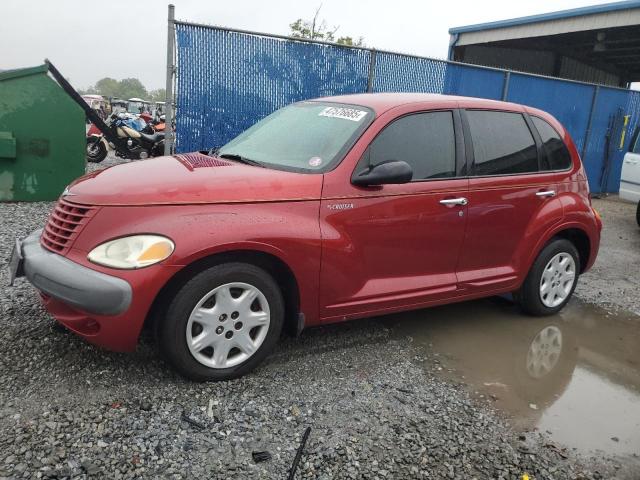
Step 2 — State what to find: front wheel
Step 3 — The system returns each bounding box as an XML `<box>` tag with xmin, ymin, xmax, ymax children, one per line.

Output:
<box><xmin>516</xmin><ymin>238</ymin><xmax>580</xmax><ymax>316</ymax></box>
<box><xmin>636</xmin><ymin>201</ymin><xmax>640</xmax><ymax>227</ymax></box>
<box><xmin>157</xmin><ymin>263</ymin><xmax>284</xmax><ymax>381</ymax></box>
<box><xmin>86</xmin><ymin>137</ymin><xmax>107</xmax><ymax>163</ymax></box>
<box><xmin>151</xmin><ymin>140</ymin><xmax>165</xmax><ymax>157</ymax></box>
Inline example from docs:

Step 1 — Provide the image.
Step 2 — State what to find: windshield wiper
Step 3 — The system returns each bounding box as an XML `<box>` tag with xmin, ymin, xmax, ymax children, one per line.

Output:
<box><xmin>216</xmin><ymin>152</ymin><xmax>265</xmax><ymax>168</ymax></box>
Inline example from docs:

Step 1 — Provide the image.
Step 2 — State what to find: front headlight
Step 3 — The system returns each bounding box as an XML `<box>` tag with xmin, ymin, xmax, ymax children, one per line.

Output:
<box><xmin>88</xmin><ymin>235</ymin><xmax>174</xmax><ymax>269</ymax></box>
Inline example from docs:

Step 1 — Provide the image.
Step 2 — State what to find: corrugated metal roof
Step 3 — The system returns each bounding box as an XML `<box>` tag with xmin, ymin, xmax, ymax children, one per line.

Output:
<box><xmin>454</xmin><ymin>9</ymin><xmax>640</xmax><ymax>46</ymax></box>
<box><xmin>449</xmin><ymin>0</ymin><xmax>640</xmax><ymax>34</ymax></box>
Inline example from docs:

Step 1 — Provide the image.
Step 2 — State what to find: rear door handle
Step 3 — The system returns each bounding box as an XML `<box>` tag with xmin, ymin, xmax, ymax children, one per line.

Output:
<box><xmin>439</xmin><ymin>197</ymin><xmax>468</xmax><ymax>206</ymax></box>
<box><xmin>536</xmin><ymin>190</ymin><xmax>556</xmax><ymax>198</ymax></box>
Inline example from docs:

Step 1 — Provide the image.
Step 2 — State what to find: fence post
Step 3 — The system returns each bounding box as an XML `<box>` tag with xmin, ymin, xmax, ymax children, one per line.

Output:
<box><xmin>164</xmin><ymin>4</ymin><xmax>176</xmax><ymax>155</ymax></box>
<box><xmin>366</xmin><ymin>49</ymin><xmax>377</xmax><ymax>93</ymax></box>
<box><xmin>581</xmin><ymin>85</ymin><xmax>600</xmax><ymax>159</ymax></box>
<box><xmin>501</xmin><ymin>71</ymin><xmax>511</xmax><ymax>101</ymax></box>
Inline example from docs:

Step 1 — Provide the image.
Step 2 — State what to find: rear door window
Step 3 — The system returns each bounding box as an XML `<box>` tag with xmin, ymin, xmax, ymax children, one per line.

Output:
<box><xmin>531</xmin><ymin>116</ymin><xmax>572</xmax><ymax>170</ymax></box>
<box><xmin>364</xmin><ymin>111</ymin><xmax>456</xmax><ymax>181</ymax></box>
<box><xmin>466</xmin><ymin>110</ymin><xmax>539</xmax><ymax>176</ymax></box>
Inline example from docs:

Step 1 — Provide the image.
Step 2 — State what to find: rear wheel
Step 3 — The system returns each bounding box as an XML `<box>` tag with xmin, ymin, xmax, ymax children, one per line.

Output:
<box><xmin>512</xmin><ymin>321</ymin><xmax>577</xmax><ymax>405</ymax></box>
<box><xmin>157</xmin><ymin>263</ymin><xmax>284</xmax><ymax>381</ymax></box>
<box><xmin>517</xmin><ymin>238</ymin><xmax>580</xmax><ymax>316</ymax></box>
<box><xmin>86</xmin><ymin>137</ymin><xmax>107</xmax><ymax>163</ymax></box>
<box><xmin>636</xmin><ymin>201</ymin><xmax>640</xmax><ymax>227</ymax></box>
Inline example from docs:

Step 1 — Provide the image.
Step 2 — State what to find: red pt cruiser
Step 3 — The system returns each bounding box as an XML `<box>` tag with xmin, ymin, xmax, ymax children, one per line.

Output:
<box><xmin>11</xmin><ymin>93</ymin><xmax>602</xmax><ymax>381</ymax></box>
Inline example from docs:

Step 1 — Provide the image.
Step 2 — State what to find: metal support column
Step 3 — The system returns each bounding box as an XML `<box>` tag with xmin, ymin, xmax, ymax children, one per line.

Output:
<box><xmin>164</xmin><ymin>4</ymin><xmax>176</xmax><ymax>155</ymax></box>
<box><xmin>501</xmin><ymin>71</ymin><xmax>511</xmax><ymax>101</ymax></box>
<box><xmin>581</xmin><ymin>85</ymin><xmax>600</xmax><ymax>159</ymax></box>
<box><xmin>366</xmin><ymin>50</ymin><xmax>377</xmax><ymax>93</ymax></box>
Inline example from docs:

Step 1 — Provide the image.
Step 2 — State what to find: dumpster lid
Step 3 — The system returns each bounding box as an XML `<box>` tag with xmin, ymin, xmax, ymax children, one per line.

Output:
<box><xmin>0</xmin><ymin>64</ymin><xmax>48</xmax><ymax>82</ymax></box>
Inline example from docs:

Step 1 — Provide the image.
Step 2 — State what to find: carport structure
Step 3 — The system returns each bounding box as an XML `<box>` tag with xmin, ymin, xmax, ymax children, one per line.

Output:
<box><xmin>449</xmin><ymin>0</ymin><xmax>640</xmax><ymax>88</ymax></box>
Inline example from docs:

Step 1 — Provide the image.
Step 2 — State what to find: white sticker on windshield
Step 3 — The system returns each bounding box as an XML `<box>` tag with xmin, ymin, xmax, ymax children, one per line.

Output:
<box><xmin>308</xmin><ymin>156</ymin><xmax>323</xmax><ymax>167</ymax></box>
<box><xmin>319</xmin><ymin>107</ymin><xmax>367</xmax><ymax>122</ymax></box>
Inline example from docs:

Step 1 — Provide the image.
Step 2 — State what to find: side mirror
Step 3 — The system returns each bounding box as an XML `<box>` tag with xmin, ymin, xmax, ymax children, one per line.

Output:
<box><xmin>352</xmin><ymin>160</ymin><xmax>413</xmax><ymax>186</ymax></box>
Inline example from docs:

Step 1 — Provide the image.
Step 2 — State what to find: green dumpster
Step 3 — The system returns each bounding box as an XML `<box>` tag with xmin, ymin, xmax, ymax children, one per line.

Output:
<box><xmin>0</xmin><ymin>64</ymin><xmax>85</xmax><ymax>201</ymax></box>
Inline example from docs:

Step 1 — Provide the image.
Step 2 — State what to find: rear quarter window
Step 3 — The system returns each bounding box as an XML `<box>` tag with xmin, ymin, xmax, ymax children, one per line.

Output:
<box><xmin>466</xmin><ymin>110</ymin><xmax>538</xmax><ymax>176</ymax></box>
<box><xmin>531</xmin><ymin>116</ymin><xmax>572</xmax><ymax>170</ymax></box>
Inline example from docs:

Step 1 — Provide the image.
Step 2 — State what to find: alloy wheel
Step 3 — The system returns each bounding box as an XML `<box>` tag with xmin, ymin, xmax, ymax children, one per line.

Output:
<box><xmin>185</xmin><ymin>282</ymin><xmax>270</xmax><ymax>369</ymax></box>
<box><xmin>526</xmin><ymin>326</ymin><xmax>563</xmax><ymax>378</ymax></box>
<box><xmin>539</xmin><ymin>253</ymin><xmax>576</xmax><ymax>308</ymax></box>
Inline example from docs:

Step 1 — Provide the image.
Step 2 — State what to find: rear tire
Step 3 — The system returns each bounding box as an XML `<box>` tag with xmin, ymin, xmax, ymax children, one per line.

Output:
<box><xmin>517</xmin><ymin>238</ymin><xmax>580</xmax><ymax>316</ymax></box>
<box><xmin>157</xmin><ymin>263</ymin><xmax>284</xmax><ymax>381</ymax></box>
<box><xmin>86</xmin><ymin>137</ymin><xmax>107</xmax><ymax>163</ymax></box>
<box><xmin>636</xmin><ymin>201</ymin><xmax>640</xmax><ymax>227</ymax></box>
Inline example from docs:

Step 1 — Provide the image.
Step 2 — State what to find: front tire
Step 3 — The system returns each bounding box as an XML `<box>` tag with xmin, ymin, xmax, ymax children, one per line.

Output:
<box><xmin>517</xmin><ymin>238</ymin><xmax>580</xmax><ymax>316</ymax></box>
<box><xmin>86</xmin><ymin>137</ymin><xmax>107</xmax><ymax>163</ymax></box>
<box><xmin>636</xmin><ymin>201</ymin><xmax>640</xmax><ymax>227</ymax></box>
<box><xmin>151</xmin><ymin>140</ymin><xmax>165</xmax><ymax>157</ymax></box>
<box><xmin>157</xmin><ymin>263</ymin><xmax>284</xmax><ymax>381</ymax></box>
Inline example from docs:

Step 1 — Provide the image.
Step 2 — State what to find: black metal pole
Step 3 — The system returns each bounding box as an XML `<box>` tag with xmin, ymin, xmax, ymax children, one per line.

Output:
<box><xmin>44</xmin><ymin>59</ymin><xmax>134</xmax><ymax>158</ymax></box>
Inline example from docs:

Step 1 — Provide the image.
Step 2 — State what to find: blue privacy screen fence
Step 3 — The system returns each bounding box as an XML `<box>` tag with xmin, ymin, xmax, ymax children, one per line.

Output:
<box><xmin>173</xmin><ymin>20</ymin><xmax>640</xmax><ymax>193</ymax></box>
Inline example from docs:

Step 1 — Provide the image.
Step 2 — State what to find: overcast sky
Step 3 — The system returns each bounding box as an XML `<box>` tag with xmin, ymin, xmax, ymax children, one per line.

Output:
<box><xmin>1</xmin><ymin>0</ymin><xmax>615</xmax><ymax>91</ymax></box>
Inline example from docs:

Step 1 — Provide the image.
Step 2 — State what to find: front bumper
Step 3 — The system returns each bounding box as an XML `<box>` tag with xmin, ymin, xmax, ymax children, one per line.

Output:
<box><xmin>13</xmin><ymin>229</ymin><xmax>181</xmax><ymax>352</ymax></box>
<box><xmin>18</xmin><ymin>230</ymin><xmax>132</xmax><ymax>316</ymax></box>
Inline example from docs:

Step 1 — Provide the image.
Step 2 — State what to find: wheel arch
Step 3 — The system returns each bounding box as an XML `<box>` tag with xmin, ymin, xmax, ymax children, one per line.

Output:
<box><xmin>145</xmin><ymin>249</ymin><xmax>302</xmax><ymax>338</ymax></box>
<box><xmin>527</xmin><ymin>224</ymin><xmax>591</xmax><ymax>276</ymax></box>
<box><xmin>551</xmin><ymin>228</ymin><xmax>590</xmax><ymax>273</ymax></box>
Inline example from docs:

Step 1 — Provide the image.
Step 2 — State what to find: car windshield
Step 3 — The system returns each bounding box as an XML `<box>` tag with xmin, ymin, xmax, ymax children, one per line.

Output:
<box><xmin>216</xmin><ymin>102</ymin><xmax>373</xmax><ymax>172</ymax></box>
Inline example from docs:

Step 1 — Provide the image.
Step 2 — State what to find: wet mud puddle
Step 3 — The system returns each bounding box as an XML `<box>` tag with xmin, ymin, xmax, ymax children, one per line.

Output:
<box><xmin>388</xmin><ymin>298</ymin><xmax>640</xmax><ymax>458</ymax></box>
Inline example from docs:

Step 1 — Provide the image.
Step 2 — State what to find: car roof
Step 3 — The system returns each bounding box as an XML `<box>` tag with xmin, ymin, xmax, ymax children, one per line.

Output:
<box><xmin>313</xmin><ymin>92</ymin><xmax>525</xmax><ymax>116</ymax></box>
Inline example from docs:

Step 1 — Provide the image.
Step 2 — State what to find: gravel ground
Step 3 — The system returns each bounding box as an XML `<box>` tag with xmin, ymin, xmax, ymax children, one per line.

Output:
<box><xmin>575</xmin><ymin>196</ymin><xmax>640</xmax><ymax>315</ymax></box>
<box><xmin>0</xmin><ymin>154</ymin><xmax>636</xmax><ymax>479</ymax></box>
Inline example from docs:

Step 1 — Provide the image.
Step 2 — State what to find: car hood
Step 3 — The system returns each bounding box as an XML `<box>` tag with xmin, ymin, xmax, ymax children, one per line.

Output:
<box><xmin>66</xmin><ymin>153</ymin><xmax>324</xmax><ymax>206</ymax></box>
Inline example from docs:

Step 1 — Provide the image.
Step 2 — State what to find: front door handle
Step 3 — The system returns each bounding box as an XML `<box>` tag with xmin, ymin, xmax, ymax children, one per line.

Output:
<box><xmin>536</xmin><ymin>190</ymin><xmax>556</xmax><ymax>198</ymax></box>
<box><xmin>439</xmin><ymin>197</ymin><xmax>468</xmax><ymax>206</ymax></box>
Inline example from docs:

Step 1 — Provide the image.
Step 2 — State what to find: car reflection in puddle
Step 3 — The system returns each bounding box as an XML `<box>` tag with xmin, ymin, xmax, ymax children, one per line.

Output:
<box><xmin>386</xmin><ymin>297</ymin><xmax>640</xmax><ymax>458</ymax></box>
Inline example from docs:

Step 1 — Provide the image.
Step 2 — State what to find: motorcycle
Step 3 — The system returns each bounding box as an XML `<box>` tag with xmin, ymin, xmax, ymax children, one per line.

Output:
<box><xmin>152</xmin><ymin>114</ymin><xmax>166</xmax><ymax>132</ymax></box>
<box><xmin>139</xmin><ymin>112</ymin><xmax>167</xmax><ymax>132</ymax></box>
<box><xmin>86</xmin><ymin>113</ymin><xmax>165</xmax><ymax>162</ymax></box>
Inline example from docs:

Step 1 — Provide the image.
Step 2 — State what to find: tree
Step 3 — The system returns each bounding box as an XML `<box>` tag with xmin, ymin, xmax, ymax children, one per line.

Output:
<box><xmin>335</xmin><ymin>36</ymin><xmax>364</xmax><ymax>47</ymax></box>
<box><xmin>149</xmin><ymin>88</ymin><xmax>166</xmax><ymax>102</ymax></box>
<box><xmin>87</xmin><ymin>77</ymin><xmax>150</xmax><ymax>100</ymax></box>
<box><xmin>117</xmin><ymin>78</ymin><xmax>148</xmax><ymax>100</ymax></box>
<box><xmin>78</xmin><ymin>85</ymin><xmax>97</xmax><ymax>95</ymax></box>
<box><xmin>95</xmin><ymin>77</ymin><xmax>120</xmax><ymax>98</ymax></box>
<box><xmin>290</xmin><ymin>6</ymin><xmax>364</xmax><ymax>46</ymax></box>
